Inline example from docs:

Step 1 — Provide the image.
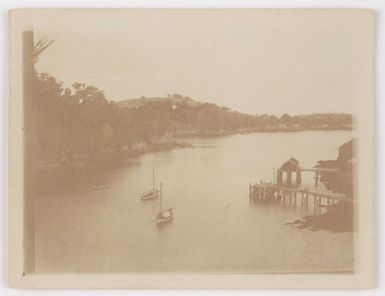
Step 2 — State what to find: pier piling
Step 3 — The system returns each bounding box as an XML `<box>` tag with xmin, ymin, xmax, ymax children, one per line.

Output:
<box><xmin>249</xmin><ymin>181</ymin><xmax>351</xmax><ymax>215</ymax></box>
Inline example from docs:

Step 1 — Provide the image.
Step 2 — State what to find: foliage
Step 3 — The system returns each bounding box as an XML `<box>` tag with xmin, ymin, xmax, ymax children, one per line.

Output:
<box><xmin>31</xmin><ymin>73</ymin><xmax>353</xmax><ymax>164</ymax></box>
<box><xmin>316</xmin><ymin>138</ymin><xmax>355</xmax><ymax>198</ymax></box>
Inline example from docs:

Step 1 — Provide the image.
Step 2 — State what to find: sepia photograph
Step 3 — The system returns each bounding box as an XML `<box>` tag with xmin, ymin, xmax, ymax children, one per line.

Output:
<box><xmin>8</xmin><ymin>9</ymin><xmax>374</xmax><ymax>288</ymax></box>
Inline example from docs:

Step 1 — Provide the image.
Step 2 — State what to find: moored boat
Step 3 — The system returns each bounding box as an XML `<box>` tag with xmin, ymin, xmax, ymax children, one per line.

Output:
<box><xmin>141</xmin><ymin>189</ymin><xmax>159</xmax><ymax>200</ymax></box>
<box><xmin>140</xmin><ymin>168</ymin><xmax>159</xmax><ymax>200</ymax></box>
<box><xmin>92</xmin><ymin>184</ymin><xmax>110</xmax><ymax>190</ymax></box>
<box><xmin>156</xmin><ymin>208</ymin><xmax>174</xmax><ymax>224</ymax></box>
<box><xmin>156</xmin><ymin>182</ymin><xmax>174</xmax><ymax>225</ymax></box>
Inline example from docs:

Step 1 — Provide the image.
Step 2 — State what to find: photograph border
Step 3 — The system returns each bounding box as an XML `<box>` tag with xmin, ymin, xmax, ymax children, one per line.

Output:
<box><xmin>8</xmin><ymin>8</ymin><xmax>375</xmax><ymax>289</ymax></box>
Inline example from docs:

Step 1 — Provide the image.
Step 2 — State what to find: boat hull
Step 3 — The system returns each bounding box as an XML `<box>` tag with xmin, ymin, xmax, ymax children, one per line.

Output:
<box><xmin>140</xmin><ymin>190</ymin><xmax>159</xmax><ymax>200</ymax></box>
<box><xmin>156</xmin><ymin>215</ymin><xmax>173</xmax><ymax>225</ymax></box>
<box><xmin>92</xmin><ymin>184</ymin><xmax>109</xmax><ymax>190</ymax></box>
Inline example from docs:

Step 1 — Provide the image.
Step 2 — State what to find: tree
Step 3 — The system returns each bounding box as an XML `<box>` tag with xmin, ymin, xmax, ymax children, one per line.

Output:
<box><xmin>280</xmin><ymin>113</ymin><xmax>292</xmax><ymax>125</ymax></box>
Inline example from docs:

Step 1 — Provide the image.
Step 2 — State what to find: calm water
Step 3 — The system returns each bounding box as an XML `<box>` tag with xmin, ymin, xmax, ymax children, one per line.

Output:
<box><xmin>35</xmin><ymin>130</ymin><xmax>354</xmax><ymax>273</ymax></box>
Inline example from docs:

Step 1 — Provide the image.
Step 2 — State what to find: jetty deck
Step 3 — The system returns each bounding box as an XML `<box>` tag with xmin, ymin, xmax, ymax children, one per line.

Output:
<box><xmin>249</xmin><ymin>181</ymin><xmax>353</xmax><ymax>213</ymax></box>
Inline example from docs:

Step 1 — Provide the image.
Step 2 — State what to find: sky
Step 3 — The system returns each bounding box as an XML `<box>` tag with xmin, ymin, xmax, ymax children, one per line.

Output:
<box><xmin>31</xmin><ymin>9</ymin><xmax>372</xmax><ymax>115</ymax></box>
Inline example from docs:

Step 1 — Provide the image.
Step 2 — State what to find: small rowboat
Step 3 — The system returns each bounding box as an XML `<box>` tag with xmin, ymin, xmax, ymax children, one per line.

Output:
<box><xmin>92</xmin><ymin>184</ymin><xmax>109</xmax><ymax>190</ymax></box>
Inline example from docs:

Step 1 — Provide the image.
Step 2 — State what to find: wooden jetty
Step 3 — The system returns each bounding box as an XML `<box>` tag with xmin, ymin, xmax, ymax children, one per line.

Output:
<box><xmin>249</xmin><ymin>181</ymin><xmax>352</xmax><ymax>213</ymax></box>
<box><xmin>249</xmin><ymin>158</ymin><xmax>353</xmax><ymax>213</ymax></box>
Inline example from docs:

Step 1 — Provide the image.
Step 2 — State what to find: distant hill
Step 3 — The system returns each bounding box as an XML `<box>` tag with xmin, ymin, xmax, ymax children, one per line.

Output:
<box><xmin>116</xmin><ymin>94</ymin><xmax>200</xmax><ymax>109</ymax></box>
<box><xmin>115</xmin><ymin>94</ymin><xmax>353</xmax><ymax>136</ymax></box>
<box><xmin>31</xmin><ymin>72</ymin><xmax>354</xmax><ymax>167</ymax></box>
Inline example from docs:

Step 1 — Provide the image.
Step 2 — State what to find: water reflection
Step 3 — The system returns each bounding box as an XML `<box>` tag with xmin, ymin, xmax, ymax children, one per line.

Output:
<box><xmin>249</xmin><ymin>193</ymin><xmax>312</xmax><ymax>214</ymax></box>
<box><xmin>156</xmin><ymin>219</ymin><xmax>174</xmax><ymax>232</ymax></box>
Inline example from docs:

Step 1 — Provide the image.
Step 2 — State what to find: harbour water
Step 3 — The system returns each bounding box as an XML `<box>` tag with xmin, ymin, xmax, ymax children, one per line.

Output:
<box><xmin>34</xmin><ymin>130</ymin><xmax>354</xmax><ymax>273</ymax></box>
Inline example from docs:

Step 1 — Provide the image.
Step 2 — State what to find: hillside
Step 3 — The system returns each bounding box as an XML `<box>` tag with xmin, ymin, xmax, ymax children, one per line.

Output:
<box><xmin>118</xmin><ymin>97</ymin><xmax>352</xmax><ymax>134</ymax></box>
<box><xmin>30</xmin><ymin>73</ymin><xmax>353</xmax><ymax>165</ymax></box>
<box><xmin>116</xmin><ymin>94</ymin><xmax>200</xmax><ymax>109</ymax></box>
<box><xmin>116</xmin><ymin>95</ymin><xmax>353</xmax><ymax>135</ymax></box>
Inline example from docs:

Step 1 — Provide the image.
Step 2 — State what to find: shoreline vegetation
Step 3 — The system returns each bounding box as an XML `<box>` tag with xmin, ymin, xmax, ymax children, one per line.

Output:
<box><xmin>30</xmin><ymin>72</ymin><xmax>353</xmax><ymax>170</ymax></box>
<box><xmin>290</xmin><ymin>139</ymin><xmax>355</xmax><ymax>232</ymax></box>
<box><xmin>33</xmin><ymin>141</ymin><xmax>192</xmax><ymax>171</ymax></box>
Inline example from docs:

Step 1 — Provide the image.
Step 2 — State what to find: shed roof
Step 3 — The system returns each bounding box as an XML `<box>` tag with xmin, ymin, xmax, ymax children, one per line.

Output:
<box><xmin>279</xmin><ymin>157</ymin><xmax>300</xmax><ymax>171</ymax></box>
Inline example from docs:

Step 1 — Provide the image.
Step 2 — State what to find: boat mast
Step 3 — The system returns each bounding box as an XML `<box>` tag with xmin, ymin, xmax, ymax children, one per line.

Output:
<box><xmin>159</xmin><ymin>182</ymin><xmax>163</xmax><ymax>211</ymax></box>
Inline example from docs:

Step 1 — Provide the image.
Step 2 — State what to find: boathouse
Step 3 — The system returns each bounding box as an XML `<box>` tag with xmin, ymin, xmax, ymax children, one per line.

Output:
<box><xmin>277</xmin><ymin>157</ymin><xmax>302</xmax><ymax>186</ymax></box>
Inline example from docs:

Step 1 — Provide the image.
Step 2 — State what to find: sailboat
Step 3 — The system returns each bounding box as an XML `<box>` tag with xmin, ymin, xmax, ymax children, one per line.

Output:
<box><xmin>140</xmin><ymin>168</ymin><xmax>159</xmax><ymax>200</ymax></box>
<box><xmin>156</xmin><ymin>182</ymin><xmax>173</xmax><ymax>225</ymax></box>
